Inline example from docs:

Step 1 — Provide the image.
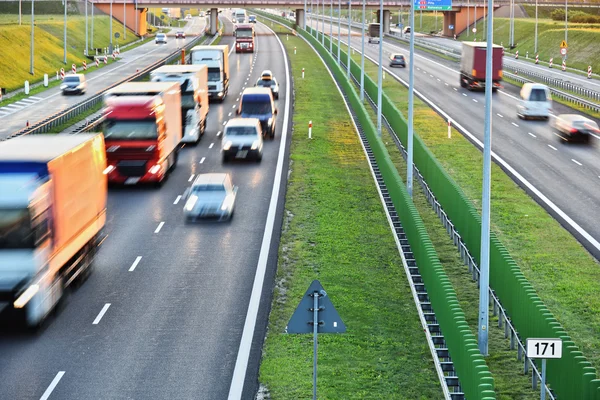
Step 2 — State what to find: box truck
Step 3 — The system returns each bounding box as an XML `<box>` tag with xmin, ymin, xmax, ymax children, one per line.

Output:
<box><xmin>368</xmin><ymin>23</ymin><xmax>381</xmax><ymax>44</ymax></box>
<box><xmin>0</xmin><ymin>134</ymin><xmax>107</xmax><ymax>328</ymax></box>
<box><xmin>190</xmin><ymin>45</ymin><xmax>230</xmax><ymax>102</ymax></box>
<box><xmin>151</xmin><ymin>65</ymin><xmax>210</xmax><ymax>144</ymax></box>
<box><xmin>460</xmin><ymin>42</ymin><xmax>503</xmax><ymax>91</ymax></box>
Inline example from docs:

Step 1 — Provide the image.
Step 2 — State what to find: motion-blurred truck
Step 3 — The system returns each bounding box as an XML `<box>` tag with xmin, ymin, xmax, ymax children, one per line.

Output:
<box><xmin>0</xmin><ymin>134</ymin><xmax>107</xmax><ymax>328</ymax></box>
<box><xmin>460</xmin><ymin>42</ymin><xmax>503</xmax><ymax>91</ymax></box>
<box><xmin>190</xmin><ymin>45</ymin><xmax>230</xmax><ymax>102</ymax></box>
<box><xmin>234</xmin><ymin>23</ymin><xmax>255</xmax><ymax>53</ymax></box>
<box><xmin>151</xmin><ymin>65</ymin><xmax>210</xmax><ymax>144</ymax></box>
<box><xmin>368</xmin><ymin>23</ymin><xmax>381</xmax><ymax>44</ymax></box>
<box><xmin>102</xmin><ymin>82</ymin><xmax>182</xmax><ymax>185</ymax></box>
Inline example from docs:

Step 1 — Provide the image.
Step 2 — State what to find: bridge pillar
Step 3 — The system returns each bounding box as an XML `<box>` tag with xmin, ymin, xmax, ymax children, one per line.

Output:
<box><xmin>383</xmin><ymin>9</ymin><xmax>390</xmax><ymax>33</ymax></box>
<box><xmin>210</xmin><ymin>7</ymin><xmax>218</xmax><ymax>35</ymax></box>
<box><xmin>295</xmin><ymin>9</ymin><xmax>305</xmax><ymax>28</ymax></box>
<box><xmin>443</xmin><ymin>11</ymin><xmax>456</xmax><ymax>37</ymax></box>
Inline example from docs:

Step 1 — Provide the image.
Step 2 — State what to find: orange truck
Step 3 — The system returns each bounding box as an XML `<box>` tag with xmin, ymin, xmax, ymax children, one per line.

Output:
<box><xmin>0</xmin><ymin>134</ymin><xmax>107</xmax><ymax>328</ymax></box>
<box><xmin>102</xmin><ymin>82</ymin><xmax>182</xmax><ymax>185</ymax></box>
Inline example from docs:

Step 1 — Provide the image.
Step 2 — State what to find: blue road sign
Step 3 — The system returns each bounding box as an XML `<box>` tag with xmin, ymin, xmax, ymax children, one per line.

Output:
<box><xmin>414</xmin><ymin>0</ymin><xmax>452</xmax><ymax>11</ymax></box>
<box><xmin>449</xmin><ymin>24</ymin><xmax>454</xmax><ymax>30</ymax></box>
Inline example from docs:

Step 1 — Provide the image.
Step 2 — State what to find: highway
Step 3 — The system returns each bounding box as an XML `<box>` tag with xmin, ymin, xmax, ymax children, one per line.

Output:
<box><xmin>0</xmin><ymin>16</ymin><xmax>207</xmax><ymax>140</ymax></box>
<box><xmin>304</xmin><ymin>16</ymin><xmax>600</xmax><ymax>258</ymax></box>
<box><xmin>0</xmin><ymin>17</ymin><xmax>291</xmax><ymax>400</ymax></box>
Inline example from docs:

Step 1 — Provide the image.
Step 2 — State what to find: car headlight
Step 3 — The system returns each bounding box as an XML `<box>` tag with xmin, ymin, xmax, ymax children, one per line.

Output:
<box><xmin>272</xmin><ymin>87</ymin><xmax>278</xmax><ymax>93</ymax></box>
<box><xmin>218</xmin><ymin>91</ymin><xmax>223</xmax><ymax>97</ymax></box>
<box><xmin>221</xmin><ymin>194</ymin><xmax>234</xmax><ymax>211</ymax></box>
<box><xmin>268</xmin><ymin>118</ymin><xmax>273</xmax><ymax>127</ymax></box>
<box><xmin>60</xmin><ymin>84</ymin><xmax>67</xmax><ymax>89</ymax></box>
<box><xmin>185</xmin><ymin>195</ymin><xmax>198</xmax><ymax>211</ymax></box>
<box><xmin>223</xmin><ymin>140</ymin><xmax>232</xmax><ymax>150</ymax></box>
<box><xmin>251</xmin><ymin>140</ymin><xmax>260</xmax><ymax>150</ymax></box>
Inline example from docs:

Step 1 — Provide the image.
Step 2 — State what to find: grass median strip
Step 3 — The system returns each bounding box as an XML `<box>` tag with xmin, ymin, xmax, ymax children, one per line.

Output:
<box><xmin>342</xmin><ymin>40</ymin><xmax>600</xmax><ymax>376</ymax></box>
<box><xmin>258</xmin><ymin>27</ymin><xmax>444</xmax><ymax>399</ymax></box>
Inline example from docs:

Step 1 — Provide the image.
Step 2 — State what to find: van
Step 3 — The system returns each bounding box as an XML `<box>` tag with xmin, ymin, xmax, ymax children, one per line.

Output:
<box><xmin>60</xmin><ymin>74</ymin><xmax>87</xmax><ymax>95</ymax></box>
<box><xmin>517</xmin><ymin>83</ymin><xmax>552</xmax><ymax>120</ymax></box>
<box><xmin>237</xmin><ymin>88</ymin><xmax>278</xmax><ymax>138</ymax></box>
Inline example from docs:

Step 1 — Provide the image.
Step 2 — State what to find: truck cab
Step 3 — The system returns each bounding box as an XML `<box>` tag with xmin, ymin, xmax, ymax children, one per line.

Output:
<box><xmin>234</xmin><ymin>24</ymin><xmax>255</xmax><ymax>53</ymax></box>
<box><xmin>190</xmin><ymin>45</ymin><xmax>230</xmax><ymax>102</ymax></box>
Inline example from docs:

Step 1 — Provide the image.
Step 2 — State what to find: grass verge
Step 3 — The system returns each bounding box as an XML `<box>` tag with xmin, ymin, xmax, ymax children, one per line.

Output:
<box><xmin>258</xmin><ymin>26</ymin><xmax>444</xmax><ymax>400</ymax></box>
<box><xmin>341</xmin><ymin>38</ymin><xmax>600</xmax><ymax>376</ymax></box>
<box><xmin>0</xmin><ymin>14</ymin><xmax>139</xmax><ymax>92</ymax></box>
<box><xmin>47</xmin><ymin>103</ymin><xmax>103</xmax><ymax>134</ymax></box>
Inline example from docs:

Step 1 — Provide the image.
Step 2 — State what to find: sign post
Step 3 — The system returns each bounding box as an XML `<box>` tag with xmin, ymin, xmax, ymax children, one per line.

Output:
<box><xmin>560</xmin><ymin>40</ymin><xmax>567</xmax><ymax>61</ymax></box>
<box><xmin>286</xmin><ymin>280</ymin><xmax>346</xmax><ymax>400</ymax></box>
<box><xmin>526</xmin><ymin>338</ymin><xmax>562</xmax><ymax>400</ymax></box>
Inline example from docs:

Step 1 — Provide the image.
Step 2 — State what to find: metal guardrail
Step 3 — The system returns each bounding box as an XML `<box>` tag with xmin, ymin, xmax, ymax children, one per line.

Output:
<box><xmin>2</xmin><ymin>33</ymin><xmax>216</xmax><ymax>142</ymax></box>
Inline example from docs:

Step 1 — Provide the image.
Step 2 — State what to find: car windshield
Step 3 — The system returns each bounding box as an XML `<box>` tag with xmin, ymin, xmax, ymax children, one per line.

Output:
<box><xmin>64</xmin><ymin>76</ymin><xmax>80</xmax><ymax>83</ymax></box>
<box><xmin>226</xmin><ymin>126</ymin><xmax>258</xmax><ymax>136</ymax></box>
<box><xmin>256</xmin><ymin>79</ymin><xmax>276</xmax><ymax>88</ymax></box>
<box><xmin>529</xmin><ymin>88</ymin><xmax>548</xmax><ymax>102</ymax></box>
<box><xmin>236</xmin><ymin>30</ymin><xmax>253</xmax><ymax>38</ymax></box>
<box><xmin>0</xmin><ymin>208</ymin><xmax>35</xmax><ymax>249</ymax></box>
<box><xmin>207</xmin><ymin>68</ymin><xmax>221</xmax><ymax>82</ymax></box>
<box><xmin>157</xmin><ymin>34</ymin><xmax>165</xmax><ymax>38</ymax></box>
<box><xmin>193</xmin><ymin>184</ymin><xmax>225</xmax><ymax>192</ymax></box>
<box><xmin>241</xmin><ymin>100</ymin><xmax>271</xmax><ymax>115</ymax></box>
<box><xmin>103</xmin><ymin>120</ymin><xmax>159</xmax><ymax>140</ymax></box>
<box><xmin>394</xmin><ymin>56</ymin><xmax>404</xmax><ymax>60</ymax></box>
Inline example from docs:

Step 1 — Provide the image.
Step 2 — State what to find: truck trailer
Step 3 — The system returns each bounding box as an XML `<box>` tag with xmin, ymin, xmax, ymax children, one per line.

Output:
<box><xmin>190</xmin><ymin>45</ymin><xmax>230</xmax><ymax>102</ymax></box>
<box><xmin>368</xmin><ymin>23</ymin><xmax>381</xmax><ymax>44</ymax></box>
<box><xmin>150</xmin><ymin>64</ymin><xmax>210</xmax><ymax>144</ymax></box>
<box><xmin>0</xmin><ymin>134</ymin><xmax>107</xmax><ymax>328</ymax></box>
<box><xmin>459</xmin><ymin>42</ymin><xmax>503</xmax><ymax>91</ymax></box>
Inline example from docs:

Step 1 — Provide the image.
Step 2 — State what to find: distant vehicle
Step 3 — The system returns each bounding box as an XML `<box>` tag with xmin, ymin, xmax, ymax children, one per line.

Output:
<box><xmin>237</xmin><ymin>87</ymin><xmax>278</xmax><ymax>138</ymax></box>
<box><xmin>155</xmin><ymin>33</ymin><xmax>167</xmax><ymax>44</ymax></box>
<box><xmin>190</xmin><ymin>45</ymin><xmax>230</xmax><ymax>101</ymax></box>
<box><xmin>186</xmin><ymin>13</ymin><xmax>192</xmax><ymax>19</ymax></box>
<box><xmin>61</xmin><ymin>74</ymin><xmax>87</xmax><ymax>95</ymax></box>
<box><xmin>403</xmin><ymin>26</ymin><xmax>411</xmax><ymax>34</ymax></box>
<box><xmin>248</xmin><ymin>15</ymin><xmax>257</xmax><ymax>23</ymax></box>
<box><xmin>459</xmin><ymin>41</ymin><xmax>503</xmax><ymax>91</ymax></box>
<box><xmin>222</xmin><ymin>118</ymin><xmax>263</xmax><ymax>162</ymax></box>
<box><xmin>281</xmin><ymin>12</ymin><xmax>286</xmax><ymax>17</ymax></box>
<box><xmin>175</xmin><ymin>30</ymin><xmax>186</xmax><ymax>39</ymax></box>
<box><xmin>255</xmin><ymin>70</ymin><xmax>279</xmax><ymax>99</ymax></box>
<box><xmin>389</xmin><ymin>54</ymin><xmax>406</xmax><ymax>68</ymax></box>
<box><xmin>553</xmin><ymin>114</ymin><xmax>599</xmax><ymax>144</ymax></box>
<box><xmin>368</xmin><ymin>23</ymin><xmax>380</xmax><ymax>44</ymax></box>
<box><xmin>199</xmin><ymin>11</ymin><xmax>205</xmax><ymax>17</ymax></box>
<box><xmin>517</xmin><ymin>83</ymin><xmax>551</xmax><ymax>120</ymax></box>
<box><xmin>162</xmin><ymin>8</ymin><xmax>169</xmax><ymax>13</ymax></box>
<box><xmin>234</xmin><ymin>24</ymin><xmax>255</xmax><ymax>53</ymax></box>
<box><xmin>235</xmin><ymin>9</ymin><xmax>246</xmax><ymax>23</ymax></box>
<box><xmin>183</xmin><ymin>173</ymin><xmax>238</xmax><ymax>221</ymax></box>
<box><xmin>0</xmin><ymin>134</ymin><xmax>107</xmax><ymax>328</ymax></box>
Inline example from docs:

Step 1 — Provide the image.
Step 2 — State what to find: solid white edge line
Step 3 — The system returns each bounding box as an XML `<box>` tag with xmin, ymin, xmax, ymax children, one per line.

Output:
<box><xmin>292</xmin><ymin>22</ymin><xmax>453</xmax><ymax>400</ymax></box>
<box><xmin>348</xmin><ymin>42</ymin><xmax>600</xmax><ymax>257</ymax></box>
<box><xmin>129</xmin><ymin>256</ymin><xmax>142</xmax><ymax>272</ymax></box>
<box><xmin>154</xmin><ymin>221</ymin><xmax>165</xmax><ymax>233</ymax></box>
<box><xmin>174</xmin><ymin>195</ymin><xmax>182</xmax><ymax>204</ymax></box>
<box><xmin>40</xmin><ymin>371</ymin><xmax>65</xmax><ymax>400</ymax></box>
<box><xmin>92</xmin><ymin>303</ymin><xmax>111</xmax><ymax>325</ymax></box>
<box><xmin>227</xmin><ymin>22</ymin><xmax>291</xmax><ymax>400</ymax></box>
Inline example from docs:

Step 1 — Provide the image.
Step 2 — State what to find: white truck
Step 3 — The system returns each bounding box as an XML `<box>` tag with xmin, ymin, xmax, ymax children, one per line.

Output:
<box><xmin>234</xmin><ymin>9</ymin><xmax>246</xmax><ymax>23</ymax></box>
<box><xmin>190</xmin><ymin>45</ymin><xmax>230</xmax><ymax>102</ymax></box>
<box><xmin>151</xmin><ymin>65</ymin><xmax>210</xmax><ymax>144</ymax></box>
<box><xmin>0</xmin><ymin>134</ymin><xmax>107</xmax><ymax>328</ymax></box>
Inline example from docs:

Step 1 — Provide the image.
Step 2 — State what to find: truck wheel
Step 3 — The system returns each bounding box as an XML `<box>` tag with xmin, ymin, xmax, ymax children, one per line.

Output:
<box><xmin>171</xmin><ymin>151</ymin><xmax>179</xmax><ymax>171</ymax></box>
<box><xmin>460</xmin><ymin>78</ymin><xmax>466</xmax><ymax>88</ymax></box>
<box><xmin>222</xmin><ymin>154</ymin><xmax>229</xmax><ymax>163</ymax></box>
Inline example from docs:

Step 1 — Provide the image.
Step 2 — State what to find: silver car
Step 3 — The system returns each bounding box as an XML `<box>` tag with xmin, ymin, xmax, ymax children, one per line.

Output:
<box><xmin>155</xmin><ymin>33</ymin><xmax>167</xmax><ymax>44</ymax></box>
<box><xmin>60</xmin><ymin>74</ymin><xmax>87</xmax><ymax>95</ymax></box>
<box><xmin>183</xmin><ymin>173</ymin><xmax>238</xmax><ymax>221</ymax></box>
<box><xmin>222</xmin><ymin>118</ymin><xmax>263</xmax><ymax>162</ymax></box>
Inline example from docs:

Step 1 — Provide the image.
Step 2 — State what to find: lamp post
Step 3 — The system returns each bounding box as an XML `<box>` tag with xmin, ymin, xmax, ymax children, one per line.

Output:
<box><xmin>407</xmin><ymin>0</ymin><xmax>415</xmax><ymax>196</ymax></box>
<box><xmin>360</xmin><ymin>0</ymin><xmax>365</xmax><ymax>101</ymax></box>
<box><xmin>346</xmin><ymin>0</ymin><xmax>351</xmax><ymax>78</ymax></box>
<box><xmin>91</xmin><ymin>0</ymin><xmax>94</xmax><ymax>50</ymax></box>
<box><xmin>85</xmin><ymin>0</ymin><xmax>88</xmax><ymax>55</ymax></box>
<box><xmin>63</xmin><ymin>0</ymin><xmax>67</xmax><ymax>64</ymax></box>
<box><xmin>534</xmin><ymin>0</ymin><xmax>538</xmax><ymax>53</ymax></box>
<box><xmin>337</xmin><ymin>0</ymin><xmax>341</xmax><ymax>63</ymax></box>
<box><xmin>330</xmin><ymin>0</ymin><xmax>333</xmax><ymax>53</ymax></box>
<box><xmin>124</xmin><ymin>0</ymin><xmax>126</xmax><ymax>39</ymax></box>
<box><xmin>377</xmin><ymin>0</ymin><xmax>383</xmax><ymax>135</ymax></box>
<box><xmin>30</xmin><ymin>0</ymin><xmax>34</xmax><ymax>74</ymax></box>
<box><xmin>110</xmin><ymin>0</ymin><xmax>113</xmax><ymax>54</ymax></box>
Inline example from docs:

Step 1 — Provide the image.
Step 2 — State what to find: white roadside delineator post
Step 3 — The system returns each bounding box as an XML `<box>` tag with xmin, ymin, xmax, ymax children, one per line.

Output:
<box><xmin>562</xmin><ymin>59</ymin><xmax>566</xmax><ymax>71</ymax></box>
<box><xmin>71</xmin><ymin>63</ymin><xmax>76</xmax><ymax>74</ymax></box>
<box><xmin>448</xmin><ymin>119</ymin><xmax>452</xmax><ymax>139</ymax></box>
<box><xmin>96</xmin><ymin>58</ymin><xmax>99</xmax><ymax>67</ymax></box>
<box><xmin>535</xmin><ymin>54</ymin><xmax>539</xmax><ymax>64</ymax></box>
<box><xmin>308</xmin><ymin>120</ymin><xmax>312</xmax><ymax>139</ymax></box>
<box><xmin>549</xmin><ymin>58</ymin><xmax>553</xmax><ymax>68</ymax></box>
<box><xmin>24</xmin><ymin>81</ymin><xmax>29</xmax><ymax>95</ymax></box>
<box><xmin>83</xmin><ymin>61</ymin><xmax>87</xmax><ymax>71</ymax></box>
<box><xmin>302</xmin><ymin>68</ymin><xmax>305</xmax><ymax>78</ymax></box>
<box><xmin>60</xmin><ymin>68</ymin><xmax>65</xmax><ymax>80</ymax></box>
<box><xmin>588</xmin><ymin>66</ymin><xmax>592</xmax><ymax>79</ymax></box>
<box><xmin>515</xmin><ymin>50</ymin><xmax>519</xmax><ymax>59</ymax></box>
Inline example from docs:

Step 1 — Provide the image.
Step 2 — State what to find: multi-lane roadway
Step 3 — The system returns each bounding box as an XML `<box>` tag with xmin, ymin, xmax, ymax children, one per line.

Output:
<box><xmin>0</xmin><ymin>16</ymin><xmax>291</xmax><ymax>400</ymax></box>
<box><xmin>304</xmin><ymin>15</ymin><xmax>600</xmax><ymax>258</ymax></box>
<box><xmin>0</xmin><ymin>16</ymin><xmax>206</xmax><ymax>140</ymax></box>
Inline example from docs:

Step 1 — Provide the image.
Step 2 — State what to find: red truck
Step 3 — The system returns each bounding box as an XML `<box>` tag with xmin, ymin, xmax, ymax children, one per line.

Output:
<box><xmin>460</xmin><ymin>42</ymin><xmax>503</xmax><ymax>91</ymax></box>
<box><xmin>102</xmin><ymin>95</ymin><xmax>181</xmax><ymax>185</ymax></box>
<box><xmin>235</xmin><ymin>24</ymin><xmax>255</xmax><ymax>53</ymax></box>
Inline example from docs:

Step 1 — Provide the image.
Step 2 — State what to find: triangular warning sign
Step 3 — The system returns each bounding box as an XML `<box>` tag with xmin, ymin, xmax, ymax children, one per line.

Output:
<box><xmin>286</xmin><ymin>280</ymin><xmax>346</xmax><ymax>334</ymax></box>
<box><xmin>560</xmin><ymin>40</ymin><xmax>568</xmax><ymax>48</ymax></box>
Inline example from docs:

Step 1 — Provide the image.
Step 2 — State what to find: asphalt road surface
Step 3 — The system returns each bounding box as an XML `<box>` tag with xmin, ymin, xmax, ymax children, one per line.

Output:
<box><xmin>0</xmin><ymin>18</ymin><xmax>292</xmax><ymax>400</ymax></box>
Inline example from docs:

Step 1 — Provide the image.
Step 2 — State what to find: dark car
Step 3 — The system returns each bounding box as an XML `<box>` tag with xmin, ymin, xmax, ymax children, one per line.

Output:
<box><xmin>553</xmin><ymin>114</ymin><xmax>599</xmax><ymax>144</ymax></box>
<box><xmin>248</xmin><ymin>15</ymin><xmax>257</xmax><ymax>23</ymax></box>
<box><xmin>389</xmin><ymin>54</ymin><xmax>406</xmax><ymax>68</ymax></box>
<box><xmin>255</xmin><ymin>70</ymin><xmax>279</xmax><ymax>99</ymax></box>
<box><xmin>237</xmin><ymin>87</ymin><xmax>278</xmax><ymax>138</ymax></box>
<box><xmin>175</xmin><ymin>30</ymin><xmax>186</xmax><ymax>39</ymax></box>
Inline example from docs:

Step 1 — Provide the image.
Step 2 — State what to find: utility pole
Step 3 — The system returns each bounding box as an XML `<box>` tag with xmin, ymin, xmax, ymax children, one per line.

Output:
<box><xmin>124</xmin><ymin>0</ymin><xmax>127</xmax><ymax>39</ymax></box>
<box><xmin>346</xmin><ymin>0</ymin><xmax>351</xmax><ymax>78</ymax></box>
<box><xmin>19</xmin><ymin>0</ymin><xmax>22</xmax><ymax>25</ymax></box>
<box><xmin>30</xmin><ymin>0</ymin><xmax>34</xmax><ymax>74</ymax></box>
<box><xmin>564</xmin><ymin>0</ymin><xmax>568</xmax><ymax>52</ymax></box>
<box><xmin>377</xmin><ymin>0</ymin><xmax>383</xmax><ymax>135</ymax></box>
<box><xmin>63</xmin><ymin>0</ymin><xmax>67</xmax><ymax>64</ymax></box>
<box><xmin>110</xmin><ymin>0</ymin><xmax>113</xmax><ymax>53</ymax></box>
<box><xmin>360</xmin><ymin>0</ymin><xmax>365</xmax><ymax>101</ymax></box>
<box><xmin>337</xmin><ymin>0</ymin><xmax>341</xmax><ymax>63</ymax></box>
<box><xmin>91</xmin><ymin>0</ymin><xmax>94</xmax><ymax>49</ymax></box>
<box><xmin>534</xmin><ymin>0</ymin><xmax>538</xmax><ymax>53</ymax></box>
<box><xmin>85</xmin><ymin>0</ymin><xmax>88</xmax><ymax>55</ymax></box>
<box><xmin>408</xmin><ymin>0</ymin><xmax>415</xmax><ymax>196</ymax></box>
<box><xmin>330</xmin><ymin>0</ymin><xmax>333</xmax><ymax>53</ymax></box>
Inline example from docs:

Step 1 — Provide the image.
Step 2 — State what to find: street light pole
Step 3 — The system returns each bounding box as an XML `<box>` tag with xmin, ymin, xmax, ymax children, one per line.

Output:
<box><xmin>85</xmin><ymin>0</ymin><xmax>88</xmax><ymax>55</ymax></box>
<box><xmin>304</xmin><ymin>0</ymin><xmax>307</xmax><ymax>29</ymax></box>
<box><xmin>360</xmin><ymin>0</ymin><xmax>365</xmax><ymax>101</ymax></box>
<box><xmin>467</xmin><ymin>0</ymin><xmax>470</xmax><ymax>38</ymax></box>
<box><xmin>534</xmin><ymin>0</ymin><xmax>538</xmax><ymax>53</ymax></box>
<box><xmin>347</xmin><ymin>0</ymin><xmax>351</xmax><ymax>78</ymax></box>
<box><xmin>322</xmin><ymin>0</ymin><xmax>325</xmax><ymax>46</ymax></box>
<box><xmin>19</xmin><ymin>0</ymin><xmax>22</xmax><ymax>25</ymax></box>
<box><xmin>377</xmin><ymin>0</ymin><xmax>383</xmax><ymax>135</ymax></box>
<box><xmin>564</xmin><ymin>0</ymin><xmax>568</xmax><ymax>50</ymax></box>
<box><xmin>63</xmin><ymin>0</ymin><xmax>67</xmax><ymax>64</ymax></box>
<box><xmin>110</xmin><ymin>0</ymin><xmax>113</xmax><ymax>53</ymax></box>
<box><xmin>330</xmin><ymin>0</ymin><xmax>333</xmax><ymax>53</ymax></box>
<box><xmin>478</xmin><ymin>0</ymin><xmax>495</xmax><ymax>357</ymax></box>
<box><xmin>30</xmin><ymin>0</ymin><xmax>34</xmax><ymax>75</ymax></box>
<box><xmin>91</xmin><ymin>0</ymin><xmax>94</xmax><ymax>50</ymax></box>
<box><xmin>124</xmin><ymin>0</ymin><xmax>126</xmax><ymax>40</ymax></box>
<box><xmin>337</xmin><ymin>0</ymin><xmax>341</xmax><ymax>63</ymax></box>
<box><xmin>407</xmin><ymin>0</ymin><xmax>415</xmax><ymax>197</ymax></box>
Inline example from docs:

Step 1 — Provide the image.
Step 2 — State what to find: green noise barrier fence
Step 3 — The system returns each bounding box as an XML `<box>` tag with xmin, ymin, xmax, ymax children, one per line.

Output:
<box><xmin>260</xmin><ymin>12</ymin><xmax>497</xmax><ymax>399</ymax></box>
<box><xmin>263</xmin><ymin>13</ymin><xmax>600</xmax><ymax>399</ymax></box>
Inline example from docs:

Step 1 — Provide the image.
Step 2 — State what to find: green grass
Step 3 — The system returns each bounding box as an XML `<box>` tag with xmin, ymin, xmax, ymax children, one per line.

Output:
<box><xmin>0</xmin><ymin>15</ymin><xmax>139</xmax><ymax>92</ymax></box>
<box><xmin>258</xmin><ymin>29</ymin><xmax>444</xmax><ymax>400</ymax></box>
<box><xmin>342</xmin><ymin>42</ymin><xmax>600</xmax><ymax>377</ymax></box>
<box><xmin>522</xmin><ymin>5</ymin><xmax>600</xmax><ymax>20</ymax></box>
<box><xmin>47</xmin><ymin>103</ymin><xmax>103</xmax><ymax>133</ymax></box>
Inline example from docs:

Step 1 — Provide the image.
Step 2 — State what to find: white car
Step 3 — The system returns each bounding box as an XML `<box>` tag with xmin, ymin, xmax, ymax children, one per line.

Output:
<box><xmin>183</xmin><ymin>173</ymin><xmax>238</xmax><ymax>221</ymax></box>
<box><xmin>222</xmin><ymin>118</ymin><xmax>263</xmax><ymax>162</ymax></box>
<box><xmin>155</xmin><ymin>33</ymin><xmax>167</xmax><ymax>44</ymax></box>
<box><xmin>517</xmin><ymin>83</ymin><xmax>552</xmax><ymax>120</ymax></box>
